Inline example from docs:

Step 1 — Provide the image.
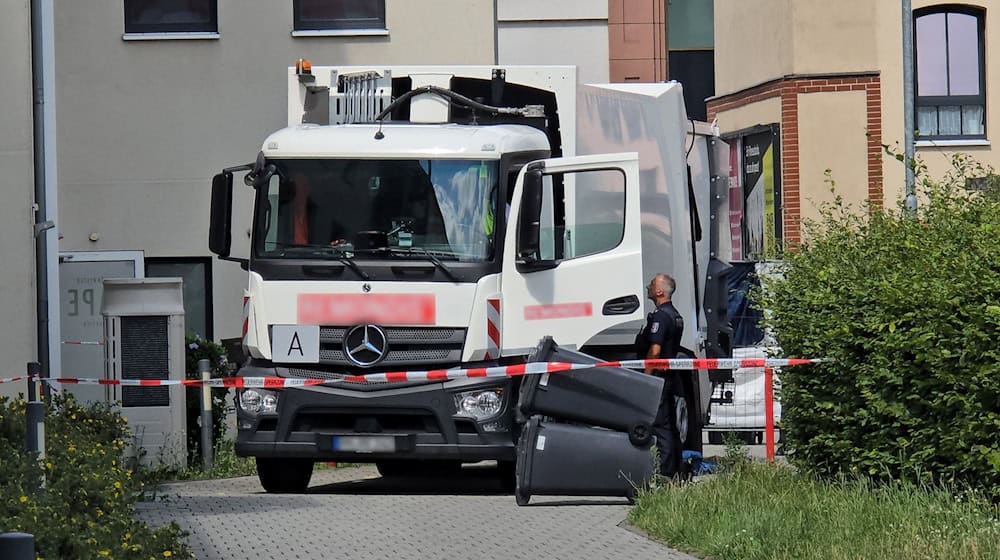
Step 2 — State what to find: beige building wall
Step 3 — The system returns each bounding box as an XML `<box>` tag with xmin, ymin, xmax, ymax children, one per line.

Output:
<box><xmin>716</xmin><ymin>0</ymin><xmax>877</xmax><ymax>97</ymax></box>
<box><xmin>497</xmin><ymin>0</ymin><xmax>609</xmax><ymax>84</ymax></box>
<box><xmin>0</xmin><ymin>0</ymin><xmax>39</xmax><ymax>398</ymax></box>
<box><xmin>713</xmin><ymin>0</ymin><xmax>793</xmax><ymax>96</ymax></box>
<box><xmin>791</xmin><ymin>0</ymin><xmax>878</xmax><ymax>76</ymax></box>
<box><xmin>713</xmin><ymin>97</ymin><xmax>781</xmax><ymax>134</ymax></box>
<box><xmin>711</xmin><ymin>0</ymin><xmax>887</xmax><ymax>247</ymax></box>
<box><xmin>797</xmin><ymin>91</ymin><xmax>871</xmax><ymax>227</ymax></box>
<box><xmin>54</xmin><ymin>0</ymin><xmax>496</xmax><ymax>345</ymax></box>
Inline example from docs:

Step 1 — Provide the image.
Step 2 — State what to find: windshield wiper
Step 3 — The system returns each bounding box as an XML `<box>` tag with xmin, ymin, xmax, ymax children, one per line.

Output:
<box><xmin>264</xmin><ymin>242</ymin><xmax>370</xmax><ymax>280</ymax></box>
<box><xmin>386</xmin><ymin>247</ymin><xmax>462</xmax><ymax>282</ymax></box>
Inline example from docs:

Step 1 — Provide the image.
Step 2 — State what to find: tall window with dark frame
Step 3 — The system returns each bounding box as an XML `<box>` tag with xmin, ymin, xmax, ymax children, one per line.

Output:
<box><xmin>914</xmin><ymin>7</ymin><xmax>986</xmax><ymax>139</ymax></box>
<box><xmin>124</xmin><ymin>0</ymin><xmax>217</xmax><ymax>34</ymax></box>
<box><xmin>293</xmin><ymin>0</ymin><xmax>386</xmax><ymax>31</ymax></box>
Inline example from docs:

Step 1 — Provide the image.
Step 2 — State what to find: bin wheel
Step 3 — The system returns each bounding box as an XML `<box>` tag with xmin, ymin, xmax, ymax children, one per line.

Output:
<box><xmin>515</xmin><ymin>488</ymin><xmax>530</xmax><ymax>506</ymax></box>
<box><xmin>629</xmin><ymin>423</ymin><xmax>654</xmax><ymax>447</ymax></box>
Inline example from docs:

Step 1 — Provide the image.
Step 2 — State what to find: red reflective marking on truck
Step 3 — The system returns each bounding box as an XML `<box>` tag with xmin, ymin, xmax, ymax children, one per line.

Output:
<box><xmin>297</xmin><ymin>294</ymin><xmax>436</xmax><ymax>325</ymax></box>
<box><xmin>523</xmin><ymin>302</ymin><xmax>593</xmax><ymax>321</ymax></box>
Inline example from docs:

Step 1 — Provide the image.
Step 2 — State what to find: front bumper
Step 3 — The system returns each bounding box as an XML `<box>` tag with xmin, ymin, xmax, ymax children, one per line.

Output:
<box><xmin>234</xmin><ymin>364</ymin><xmax>516</xmax><ymax>462</ymax></box>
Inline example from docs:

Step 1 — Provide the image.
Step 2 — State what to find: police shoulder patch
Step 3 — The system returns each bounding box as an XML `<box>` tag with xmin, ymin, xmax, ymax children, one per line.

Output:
<box><xmin>651</xmin><ymin>322</ymin><xmax>660</xmax><ymax>333</ymax></box>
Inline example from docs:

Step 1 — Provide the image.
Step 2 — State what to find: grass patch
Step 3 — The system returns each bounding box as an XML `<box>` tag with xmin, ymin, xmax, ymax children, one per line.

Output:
<box><xmin>168</xmin><ymin>444</ymin><xmax>257</xmax><ymax>481</ymax></box>
<box><xmin>630</xmin><ymin>462</ymin><xmax>1000</xmax><ymax>560</ymax></box>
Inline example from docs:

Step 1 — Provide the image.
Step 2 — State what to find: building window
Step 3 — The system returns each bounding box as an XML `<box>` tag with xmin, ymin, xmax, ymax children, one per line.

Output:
<box><xmin>146</xmin><ymin>258</ymin><xmax>213</xmax><ymax>339</ymax></box>
<box><xmin>124</xmin><ymin>0</ymin><xmax>217</xmax><ymax>34</ymax></box>
<box><xmin>914</xmin><ymin>7</ymin><xmax>986</xmax><ymax>139</ymax></box>
<box><xmin>293</xmin><ymin>0</ymin><xmax>386</xmax><ymax>31</ymax></box>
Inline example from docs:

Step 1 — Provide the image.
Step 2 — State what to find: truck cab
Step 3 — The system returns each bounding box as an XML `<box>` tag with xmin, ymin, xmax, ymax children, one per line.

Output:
<box><xmin>209</xmin><ymin>65</ymin><xmax>724</xmax><ymax>492</ymax></box>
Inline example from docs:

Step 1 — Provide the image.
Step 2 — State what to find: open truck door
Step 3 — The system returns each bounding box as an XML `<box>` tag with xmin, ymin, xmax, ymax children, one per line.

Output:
<box><xmin>501</xmin><ymin>153</ymin><xmax>644</xmax><ymax>354</ymax></box>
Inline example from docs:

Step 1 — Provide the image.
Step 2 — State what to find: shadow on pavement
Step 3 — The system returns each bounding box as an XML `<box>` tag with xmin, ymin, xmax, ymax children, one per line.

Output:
<box><xmin>308</xmin><ymin>464</ymin><xmax>510</xmax><ymax>496</ymax></box>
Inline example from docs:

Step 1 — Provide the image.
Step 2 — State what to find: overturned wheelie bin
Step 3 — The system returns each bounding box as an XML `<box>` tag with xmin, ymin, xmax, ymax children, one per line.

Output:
<box><xmin>514</xmin><ymin>337</ymin><xmax>662</xmax><ymax>505</ymax></box>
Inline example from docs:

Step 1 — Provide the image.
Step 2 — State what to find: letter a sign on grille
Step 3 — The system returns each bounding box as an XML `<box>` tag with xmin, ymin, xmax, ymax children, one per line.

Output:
<box><xmin>271</xmin><ymin>325</ymin><xmax>320</xmax><ymax>363</ymax></box>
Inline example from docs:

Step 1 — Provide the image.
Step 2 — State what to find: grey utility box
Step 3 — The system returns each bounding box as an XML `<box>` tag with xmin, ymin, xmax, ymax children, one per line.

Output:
<box><xmin>102</xmin><ymin>278</ymin><xmax>187</xmax><ymax>468</ymax></box>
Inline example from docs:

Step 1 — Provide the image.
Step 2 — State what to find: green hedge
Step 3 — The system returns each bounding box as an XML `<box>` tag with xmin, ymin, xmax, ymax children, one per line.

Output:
<box><xmin>0</xmin><ymin>394</ymin><xmax>190</xmax><ymax>559</ymax></box>
<box><xmin>759</xmin><ymin>158</ymin><xmax>1000</xmax><ymax>497</ymax></box>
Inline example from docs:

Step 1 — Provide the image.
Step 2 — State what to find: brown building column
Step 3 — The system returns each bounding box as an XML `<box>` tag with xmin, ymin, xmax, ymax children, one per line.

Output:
<box><xmin>608</xmin><ymin>0</ymin><xmax>667</xmax><ymax>82</ymax></box>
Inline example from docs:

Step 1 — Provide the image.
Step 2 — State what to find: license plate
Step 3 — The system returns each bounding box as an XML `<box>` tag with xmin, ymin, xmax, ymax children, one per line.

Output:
<box><xmin>332</xmin><ymin>436</ymin><xmax>396</xmax><ymax>453</ymax></box>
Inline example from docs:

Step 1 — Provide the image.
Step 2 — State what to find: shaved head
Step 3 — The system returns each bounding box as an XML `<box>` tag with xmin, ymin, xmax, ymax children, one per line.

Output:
<box><xmin>647</xmin><ymin>273</ymin><xmax>676</xmax><ymax>304</ymax></box>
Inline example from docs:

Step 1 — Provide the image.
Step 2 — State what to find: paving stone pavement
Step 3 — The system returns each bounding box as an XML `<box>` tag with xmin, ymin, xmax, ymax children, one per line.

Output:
<box><xmin>137</xmin><ymin>463</ymin><xmax>698</xmax><ymax>560</ymax></box>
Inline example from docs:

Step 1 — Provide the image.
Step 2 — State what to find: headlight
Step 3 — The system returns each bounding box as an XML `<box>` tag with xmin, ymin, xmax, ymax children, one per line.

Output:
<box><xmin>453</xmin><ymin>388</ymin><xmax>504</xmax><ymax>420</ymax></box>
<box><xmin>239</xmin><ymin>389</ymin><xmax>278</xmax><ymax>415</ymax></box>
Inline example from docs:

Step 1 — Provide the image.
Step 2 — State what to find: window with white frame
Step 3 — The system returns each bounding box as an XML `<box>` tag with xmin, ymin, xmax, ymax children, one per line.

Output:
<box><xmin>914</xmin><ymin>6</ymin><xmax>986</xmax><ymax>139</ymax></box>
<box><xmin>293</xmin><ymin>0</ymin><xmax>386</xmax><ymax>31</ymax></box>
<box><xmin>124</xmin><ymin>0</ymin><xmax>217</xmax><ymax>34</ymax></box>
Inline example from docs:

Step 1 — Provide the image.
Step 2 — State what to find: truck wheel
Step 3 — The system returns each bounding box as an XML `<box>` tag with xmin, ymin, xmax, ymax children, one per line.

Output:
<box><xmin>674</xmin><ymin>394</ymin><xmax>690</xmax><ymax>446</ymax></box>
<box><xmin>677</xmin><ymin>375</ymin><xmax>704</xmax><ymax>453</ymax></box>
<box><xmin>256</xmin><ymin>457</ymin><xmax>314</xmax><ymax>493</ymax></box>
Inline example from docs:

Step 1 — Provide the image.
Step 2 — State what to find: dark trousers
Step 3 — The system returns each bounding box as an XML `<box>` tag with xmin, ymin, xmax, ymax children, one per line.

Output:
<box><xmin>652</xmin><ymin>371</ymin><xmax>682</xmax><ymax>476</ymax></box>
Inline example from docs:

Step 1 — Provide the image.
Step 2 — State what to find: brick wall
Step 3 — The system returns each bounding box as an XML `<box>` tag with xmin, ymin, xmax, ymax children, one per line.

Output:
<box><xmin>708</xmin><ymin>73</ymin><xmax>883</xmax><ymax>246</ymax></box>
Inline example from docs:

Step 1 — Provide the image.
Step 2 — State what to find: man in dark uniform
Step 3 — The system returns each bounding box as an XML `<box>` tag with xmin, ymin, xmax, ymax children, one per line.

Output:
<box><xmin>635</xmin><ymin>273</ymin><xmax>685</xmax><ymax>477</ymax></box>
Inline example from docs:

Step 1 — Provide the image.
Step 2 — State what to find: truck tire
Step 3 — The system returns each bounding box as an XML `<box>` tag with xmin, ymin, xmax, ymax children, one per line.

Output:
<box><xmin>256</xmin><ymin>457</ymin><xmax>314</xmax><ymax>493</ymax></box>
<box><xmin>678</xmin><ymin>374</ymin><xmax>703</xmax><ymax>453</ymax></box>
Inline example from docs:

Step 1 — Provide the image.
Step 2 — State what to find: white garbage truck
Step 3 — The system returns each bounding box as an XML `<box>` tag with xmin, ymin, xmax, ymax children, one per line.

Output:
<box><xmin>208</xmin><ymin>64</ymin><xmax>734</xmax><ymax>492</ymax></box>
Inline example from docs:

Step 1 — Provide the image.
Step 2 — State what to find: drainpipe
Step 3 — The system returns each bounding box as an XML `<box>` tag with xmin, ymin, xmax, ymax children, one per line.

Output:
<box><xmin>493</xmin><ymin>0</ymin><xmax>499</xmax><ymax>65</ymax></box>
<box><xmin>902</xmin><ymin>0</ymin><xmax>917</xmax><ymax>213</ymax></box>
<box><xmin>30</xmin><ymin>0</ymin><xmax>60</xmax><ymax>385</ymax></box>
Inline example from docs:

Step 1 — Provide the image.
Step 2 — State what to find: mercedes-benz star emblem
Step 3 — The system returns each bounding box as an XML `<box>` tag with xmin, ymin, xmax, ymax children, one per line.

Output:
<box><xmin>343</xmin><ymin>324</ymin><xmax>388</xmax><ymax>367</ymax></box>
<box><xmin>362</xmin><ymin>283</ymin><xmax>372</xmax><ymax>293</ymax></box>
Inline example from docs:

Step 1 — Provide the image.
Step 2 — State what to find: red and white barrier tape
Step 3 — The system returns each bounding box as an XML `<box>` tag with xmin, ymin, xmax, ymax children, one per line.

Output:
<box><xmin>1</xmin><ymin>358</ymin><xmax>825</xmax><ymax>388</ymax></box>
<box><xmin>340</xmin><ymin>358</ymin><xmax>824</xmax><ymax>383</ymax></box>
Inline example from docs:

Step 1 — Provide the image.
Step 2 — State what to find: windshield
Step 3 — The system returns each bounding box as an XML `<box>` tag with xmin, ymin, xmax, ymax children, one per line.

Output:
<box><xmin>255</xmin><ymin>158</ymin><xmax>499</xmax><ymax>262</ymax></box>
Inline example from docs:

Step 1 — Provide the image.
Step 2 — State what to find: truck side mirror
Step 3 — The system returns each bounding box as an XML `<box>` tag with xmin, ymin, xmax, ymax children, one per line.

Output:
<box><xmin>517</xmin><ymin>167</ymin><xmax>543</xmax><ymax>262</ymax></box>
<box><xmin>209</xmin><ymin>172</ymin><xmax>233</xmax><ymax>257</ymax></box>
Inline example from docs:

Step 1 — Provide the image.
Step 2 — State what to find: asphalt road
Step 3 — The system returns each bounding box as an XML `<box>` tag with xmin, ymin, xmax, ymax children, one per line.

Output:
<box><xmin>137</xmin><ymin>462</ymin><xmax>698</xmax><ymax>560</ymax></box>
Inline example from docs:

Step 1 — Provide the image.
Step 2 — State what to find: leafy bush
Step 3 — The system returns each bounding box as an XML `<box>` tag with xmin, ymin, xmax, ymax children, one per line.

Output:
<box><xmin>759</xmin><ymin>156</ymin><xmax>1000</xmax><ymax>497</ymax></box>
<box><xmin>0</xmin><ymin>394</ymin><xmax>190</xmax><ymax>559</ymax></box>
<box><xmin>184</xmin><ymin>333</ymin><xmax>230</xmax><ymax>467</ymax></box>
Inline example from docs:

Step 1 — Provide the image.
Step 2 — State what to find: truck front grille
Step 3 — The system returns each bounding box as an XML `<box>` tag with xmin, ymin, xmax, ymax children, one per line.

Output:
<box><xmin>316</xmin><ymin>326</ymin><xmax>466</xmax><ymax>368</ymax></box>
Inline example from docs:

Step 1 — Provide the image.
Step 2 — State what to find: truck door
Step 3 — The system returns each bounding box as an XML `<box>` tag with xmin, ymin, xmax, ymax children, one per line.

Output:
<box><xmin>500</xmin><ymin>153</ymin><xmax>644</xmax><ymax>354</ymax></box>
